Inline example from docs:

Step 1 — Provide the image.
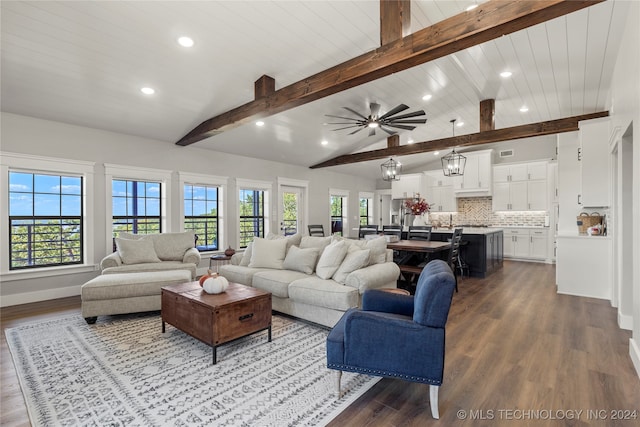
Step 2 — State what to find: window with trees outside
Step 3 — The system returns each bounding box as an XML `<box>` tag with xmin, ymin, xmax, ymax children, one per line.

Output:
<box><xmin>9</xmin><ymin>171</ymin><xmax>83</xmax><ymax>270</ymax></box>
<box><xmin>330</xmin><ymin>195</ymin><xmax>347</xmax><ymax>236</ymax></box>
<box><xmin>359</xmin><ymin>195</ymin><xmax>373</xmax><ymax>225</ymax></box>
<box><xmin>239</xmin><ymin>189</ymin><xmax>265</xmax><ymax>248</ymax></box>
<box><xmin>184</xmin><ymin>184</ymin><xmax>219</xmax><ymax>251</ymax></box>
<box><xmin>112</xmin><ymin>179</ymin><xmax>161</xmax><ymax>237</ymax></box>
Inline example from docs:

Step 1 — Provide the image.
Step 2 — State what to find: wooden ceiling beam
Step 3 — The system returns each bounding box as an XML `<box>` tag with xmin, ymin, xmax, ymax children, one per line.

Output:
<box><xmin>176</xmin><ymin>0</ymin><xmax>603</xmax><ymax>146</ymax></box>
<box><xmin>309</xmin><ymin>111</ymin><xmax>609</xmax><ymax>169</ymax></box>
<box><xmin>380</xmin><ymin>0</ymin><xmax>411</xmax><ymax>45</ymax></box>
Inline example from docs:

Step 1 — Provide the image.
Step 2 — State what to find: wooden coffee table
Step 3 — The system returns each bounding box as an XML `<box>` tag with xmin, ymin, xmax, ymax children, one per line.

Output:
<box><xmin>161</xmin><ymin>281</ymin><xmax>272</xmax><ymax>364</ymax></box>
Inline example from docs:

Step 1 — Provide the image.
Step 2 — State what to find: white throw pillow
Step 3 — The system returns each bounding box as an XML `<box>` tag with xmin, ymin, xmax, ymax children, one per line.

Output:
<box><xmin>300</xmin><ymin>236</ymin><xmax>332</xmax><ymax>255</ymax></box>
<box><xmin>364</xmin><ymin>236</ymin><xmax>387</xmax><ymax>265</ymax></box>
<box><xmin>315</xmin><ymin>240</ymin><xmax>348</xmax><ymax>280</ymax></box>
<box><xmin>332</xmin><ymin>246</ymin><xmax>371</xmax><ymax>284</ymax></box>
<box><xmin>249</xmin><ymin>237</ymin><xmax>288</xmax><ymax>269</ymax></box>
<box><xmin>283</xmin><ymin>245</ymin><xmax>319</xmax><ymax>274</ymax></box>
<box><xmin>115</xmin><ymin>237</ymin><xmax>161</xmax><ymax>265</ymax></box>
<box><xmin>240</xmin><ymin>242</ymin><xmax>253</xmax><ymax>266</ymax></box>
<box><xmin>267</xmin><ymin>232</ymin><xmax>302</xmax><ymax>253</ymax></box>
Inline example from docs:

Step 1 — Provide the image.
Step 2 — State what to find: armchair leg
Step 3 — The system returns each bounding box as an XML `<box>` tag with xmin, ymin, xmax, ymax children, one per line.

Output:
<box><xmin>335</xmin><ymin>371</ymin><xmax>343</xmax><ymax>398</ymax></box>
<box><xmin>429</xmin><ymin>385</ymin><xmax>440</xmax><ymax>419</ymax></box>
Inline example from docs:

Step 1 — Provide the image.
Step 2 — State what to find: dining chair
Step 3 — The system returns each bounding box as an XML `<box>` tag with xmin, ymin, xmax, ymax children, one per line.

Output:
<box><xmin>308</xmin><ymin>224</ymin><xmax>325</xmax><ymax>237</ymax></box>
<box><xmin>382</xmin><ymin>225</ymin><xmax>402</xmax><ymax>238</ymax></box>
<box><xmin>358</xmin><ymin>224</ymin><xmax>379</xmax><ymax>239</ymax></box>
<box><xmin>408</xmin><ymin>225</ymin><xmax>433</xmax><ymax>241</ymax></box>
<box><xmin>447</xmin><ymin>228</ymin><xmax>463</xmax><ymax>292</ymax></box>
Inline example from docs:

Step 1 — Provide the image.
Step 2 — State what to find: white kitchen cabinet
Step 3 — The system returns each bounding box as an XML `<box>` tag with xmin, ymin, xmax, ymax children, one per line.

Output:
<box><xmin>527</xmin><ymin>162</ymin><xmax>548</xmax><ymax>181</ymax></box>
<box><xmin>492</xmin><ymin>181</ymin><xmax>527</xmax><ymax>211</ymax></box>
<box><xmin>493</xmin><ymin>164</ymin><xmax>528</xmax><ymax>183</ymax></box>
<box><xmin>579</xmin><ymin>118</ymin><xmax>610</xmax><ymax>207</ymax></box>
<box><xmin>557</xmin><ymin>235</ymin><xmax>611</xmax><ymax>299</ymax></box>
<box><xmin>557</xmin><ymin>132</ymin><xmax>581</xmax><ymax>234</ymax></box>
<box><xmin>527</xmin><ymin>180</ymin><xmax>547</xmax><ymax>210</ymax></box>
<box><xmin>492</xmin><ymin>161</ymin><xmax>548</xmax><ymax>211</ymax></box>
<box><xmin>503</xmin><ymin>228</ymin><xmax>548</xmax><ymax>260</ymax></box>
<box><xmin>391</xmin><ymin>173</ymin><xmax>422</xmax><ymax>200</ymax></box>
<box><xmin>453</xmin><ymin>149</ymin><xmax>492</xmax><ymax>195</ymax></box>
<box><xmin>423</xmin><ymin>171</ymin><xmax>456</xmax><ymax>212</ymax></box>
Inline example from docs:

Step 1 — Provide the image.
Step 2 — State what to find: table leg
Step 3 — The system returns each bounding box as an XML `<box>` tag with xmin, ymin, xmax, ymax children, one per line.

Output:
<box><xmin>268</xmin><ymin>325</ymin><xmax>272</xmax><ymax>342</ymax></box>
<box><xmin>162</xmin><ymin>320</ymin><xmax>165</xmax><ymax>333</ymax></box>
<box><xmin>212</xmin><ymin>346</ymin><xmax>217</xmax><ymax>365</ymax></box>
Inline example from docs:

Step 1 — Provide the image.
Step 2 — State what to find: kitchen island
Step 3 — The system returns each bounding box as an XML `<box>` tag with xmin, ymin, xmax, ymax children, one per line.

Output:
<box><xmin>428</xmin><ymin>227</ymin><xmax>504</xmax><ymax>278</ymax></box>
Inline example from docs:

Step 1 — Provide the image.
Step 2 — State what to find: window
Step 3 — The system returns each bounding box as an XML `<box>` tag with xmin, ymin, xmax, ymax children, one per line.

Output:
<box><xmin>184</xmin><ymin>184</ymin><xmax>219</xmax><ymax>251</ymax></box>
<box><xmin>8</xmin><ymin>171</ymin><xmax>83</xmax><ymax>269</ymax></box>
<box><xmin>359</xmin><ymin>192</ymin><xmax>374</xmax><ymax>226</ymax></box>
<box><xmin>239</xmin><ymin>189</ymin><xmax>265</xmax><ymax>248</ymax></box>
<box><xmin>111</xmin><ymin>179</ymin><xmax>161</xmax><ymax>236</ymax></box>
<box><xmin>330</xmin><ymin>189</ymin><xmax>348</xmax><ymax>236</ymax></box>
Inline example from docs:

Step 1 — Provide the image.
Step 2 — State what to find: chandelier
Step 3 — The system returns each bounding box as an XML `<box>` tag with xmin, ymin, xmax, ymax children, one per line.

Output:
<box><xmin>441</xmin><ymin>119</ymin><xmax>466</xmax><ymax>176</ymax></box>
<box><xmin>381</xmin><ymin>158</ymin><xmax>402</xmax><ymax>181</ymax></box>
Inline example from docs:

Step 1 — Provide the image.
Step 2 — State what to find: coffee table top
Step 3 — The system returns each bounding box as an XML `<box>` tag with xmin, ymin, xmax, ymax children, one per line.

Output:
<box><xmin>162</xmin><ymin>281</ymin><xmax>270</xmax><ymax>308</ymax></box>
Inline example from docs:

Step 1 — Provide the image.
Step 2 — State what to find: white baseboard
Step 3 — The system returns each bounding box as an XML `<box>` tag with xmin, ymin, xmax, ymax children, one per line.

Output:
<box><xmin>630</xmin><ymin>338</ymin><xmax>640</xmax><ymax>379</ymax></box>
<box><xmin>618</xmin><ymin>311</ymin><xmax>633</xmax><ymax>330</ymax></box>
<box><xmin>0</xmin><ymin>285</ymin><xmax>81</xmax><ymax>307</ymax></box>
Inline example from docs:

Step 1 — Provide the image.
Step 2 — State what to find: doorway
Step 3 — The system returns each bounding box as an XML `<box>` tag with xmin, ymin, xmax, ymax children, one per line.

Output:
<box><xmin>277</xmin><ymin>178</ymin><xmax>309</xmax><ymax>236</ymax></box>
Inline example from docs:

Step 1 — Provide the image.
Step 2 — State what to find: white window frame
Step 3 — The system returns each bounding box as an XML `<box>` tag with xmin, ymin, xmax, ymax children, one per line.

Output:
<box><xmin>329</xmin><ymin>188</ymin><xmax>349</xmax><ymax>237</ymax></box>
<box><xmin>178</xmin><ymin>172</ymin><xmax>228</xmax><ymax>253</ymax></box>
<box><xmin>236</xmin><ymin>178</ymin><xmax>272</xmax><ymax>245</ymax></box>
<box><xmin>1</xmin><ymin>152</ymin><xmax>95</xmax><ymax>279</ymax></box>
<box><xmin>104</xmin><ymin>163</ymin><xmax>171</xmax><ymax>255</ymax></box>
<box><xmin>277</xmin><ymin>177</ymin><xmax>309</xmax><ymax>236</ymax></box>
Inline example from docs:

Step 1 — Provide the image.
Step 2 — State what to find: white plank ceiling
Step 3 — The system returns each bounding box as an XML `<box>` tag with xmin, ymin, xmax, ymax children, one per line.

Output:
<box><xmin>0</xmin><ymin>0</ymin><xmax>631</xmax><ymax>179</ymax></box>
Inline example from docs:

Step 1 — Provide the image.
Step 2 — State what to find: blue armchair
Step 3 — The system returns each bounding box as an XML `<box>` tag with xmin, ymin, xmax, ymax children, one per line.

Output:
<box><xmin>326</xmin><ymin>259</ymin><xmax>456</xmax><ymax>419</ymax></box>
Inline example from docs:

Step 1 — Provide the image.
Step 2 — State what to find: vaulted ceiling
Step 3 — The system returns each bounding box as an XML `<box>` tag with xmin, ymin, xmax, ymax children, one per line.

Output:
<box><xmin>0</xmin><ymin>1</ymin><xmax>630</xmax><ymax>179</ymax></box>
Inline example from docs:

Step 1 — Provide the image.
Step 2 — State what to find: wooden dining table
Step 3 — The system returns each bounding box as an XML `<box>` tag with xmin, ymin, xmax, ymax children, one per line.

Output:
<box><xmin>387</xmin><ymin>240</ymin><xmax>452</xmax><ymax>283</ymax></box>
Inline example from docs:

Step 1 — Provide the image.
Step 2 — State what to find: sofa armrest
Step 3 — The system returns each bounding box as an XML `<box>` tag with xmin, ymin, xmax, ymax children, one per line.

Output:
<box><xmin>100</xmin><ymin>252</ymin><xmax>122</xmax><ymax>270</ymax></box>
<box><xmin>345</xmin><ymin>262</ymin><xmax>400</xmax><ymax>294</ymax></box>
<box><xmin>230</xmin><ymin>252</ymin><xmax>243</xmax><ymax>265</ymax></box>
<box><xmin>183</xmin><ymin>247</ymin><xmax>201</xmax><ymax>265</ymax></box>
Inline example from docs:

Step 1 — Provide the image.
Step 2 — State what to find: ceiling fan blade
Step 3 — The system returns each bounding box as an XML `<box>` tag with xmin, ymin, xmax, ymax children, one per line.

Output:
<box><xmin>343</xmin><ymin>107</ymin><xmax>368</xmax><ymax>120</ymax></box>
<box><xmin>370</xmin><ymin>103</ymin><xmax>381</xmax><ymax>118</ymax></box>
<box><xmin>385</xmin><ymin>119</ymin><xmax>427</xmax><ymax>124</ymax></box>
<box><xmin>380</xmin><ymin>126</ymin><xmax>397</xmax><ymax>135</ymax></box>
<box><xmin>378</xmin><ymin>104</ymin><xmax>409</xmax><ymax>120</ymax></box>
<box><xmin>326</xmin><ymin>122</ymin><xmax>365</xmax><ymax>125</ymax></box>
<box><xmin>368</xmin><ymin>127</ymin><xmax>376</xmax><ymax>137</ymax></box>
<box><xmin>384</xmin><ymin>110</ymin><xmax>426</xmax><ymax>120</ymax></box>
<box><xmin>325</xmin><ymin>114</ymin><xmax>362</xmax><ymax>121</ymax></box>
<box><xmin>349</xmin><ymin>127</ymin><xmax>366</xmax><ymax>135</ymax></box>
<box><xmin>332</xmin><ymin>125</ymin><xmax>363</xmax><ymax>131</ymax></box>
<box><xmin>384</xmin><ymin>123</ymin><xmax>416</xmax><ymax>131</ymax></box>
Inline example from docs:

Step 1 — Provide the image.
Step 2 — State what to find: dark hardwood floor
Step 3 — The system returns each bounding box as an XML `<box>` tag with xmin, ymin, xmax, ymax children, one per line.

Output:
<box><xmin>2</xmin><ymin>261</ymin><xmax>639</xmax><ymax>426</ymax></box>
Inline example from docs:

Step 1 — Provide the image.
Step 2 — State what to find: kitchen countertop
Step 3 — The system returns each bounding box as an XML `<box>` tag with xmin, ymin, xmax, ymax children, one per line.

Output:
<box><xmin>430</xmin><ymin>227</ymin><xmax>504</xmax><ymax>235</ymax></box>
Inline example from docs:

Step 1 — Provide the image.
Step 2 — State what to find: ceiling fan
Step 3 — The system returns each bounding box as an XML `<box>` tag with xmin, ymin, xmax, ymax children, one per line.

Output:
<box><xmin>326</xmin><ymin>102</ymin><xmax>427</xmax><ymax>136</ymax></box>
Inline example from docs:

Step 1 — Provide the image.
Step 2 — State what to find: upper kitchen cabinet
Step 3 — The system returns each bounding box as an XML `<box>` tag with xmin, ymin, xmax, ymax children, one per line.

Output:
<box><xmin>453</xmin><ymin>149</ymin><xmax>492</xmax><ymax>197</ymax></box>
<box><xmin>492</xmin><ymin>161</ymin><xmax>548</xmax><ymax>211</ymax></box>
<box><xmin>579</xmin><ymin>118</ymin><xmax>611</xmax><ymax>207</ymax></box>
<box><xmin>391</xmin><ymin>173</ymin><xmax>423</xmax><ymax>200</ymax></box>
<box><xmin>423</xmin><ymin>171</ymin><xmax>456</xmax><ymax>212</ymax></box>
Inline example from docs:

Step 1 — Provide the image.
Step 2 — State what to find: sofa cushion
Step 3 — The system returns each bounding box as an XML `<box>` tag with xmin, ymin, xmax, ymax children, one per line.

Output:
<box><xmin>249</xmin><ymin>237</ymin><xmax>288</xmax><ymax>269</ymax></box>
<box><xmin>252</xmin><ymin>270</ymin><xmax>309</xmax><ymax>298</ymax></box>
<box><xmin>266</xmin><ymin>232</ymin><xmax>302</xmax><ymax>253</ymax></box>
<box><xmin>300</xmin><ymin>236</ymin><xmax>331</xmax><ymax>255</ymax></box>
<box><xmin>101</xmin><ymin>261</ymin><xmax>197</xmax><ymax>279</ymax></box>
<box><xmin>115</xmin><ymin>237</ymin><xmax>161</xmax><ymax>265</ymax></box>
<box><xmin>218</xmin><ymin>264</ymin><xmax>270</xmax><ymax>286</ymax></box>
<box><xmin>240</xmin><ymin>242</ymin><xmax>253</xmax><ymax>266</ymax></box>
<box><xmin>332</xmin><ymin>247</ymin><xmax>371</xmax><ymax>285</ymax></box>
<box><xmin>82</xmin><ymin>270</ymin><xmax>191</xmax><ymax>301</ymax></box>
<box><xmin>363</xmin><ymin>236</ymin><xmax>387</xmax><ymax>265</ymax></box>
<box><xmin>288</xmin><ymin>277</ymin><xmax>359</xmax><ymax>311</ymax></box>
<box><xmin>315</xmin><ymin>240</ymin><xmax>348</xmax><ymax>279</ymax></box>
<box><xmin>283</xmin><ymin>245</ymin><xmax>319</xmax><ymax>274</ymax></box>
<box><xmin>149</xmin><ymin>232</ymin><xmax>196</xmax><ymax>261</ymax></box>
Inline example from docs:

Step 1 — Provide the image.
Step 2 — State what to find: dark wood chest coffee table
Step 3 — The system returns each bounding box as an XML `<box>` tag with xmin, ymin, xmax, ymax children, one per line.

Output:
<box><xmin>161</xmin><ymin>281</ymin><xmax>272</xmax><ymax>364</ymax></box>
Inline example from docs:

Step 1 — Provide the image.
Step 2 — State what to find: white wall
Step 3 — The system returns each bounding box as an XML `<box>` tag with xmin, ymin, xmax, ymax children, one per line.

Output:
<box><xmin>0</xmin><ymin>112</ymin><xmax>376</xmax><ymax>305</ymax></box>
<box><xmin>607</xmin><ymin>0</ymin><xmax>640</xmax><ymax>377</ymax></box>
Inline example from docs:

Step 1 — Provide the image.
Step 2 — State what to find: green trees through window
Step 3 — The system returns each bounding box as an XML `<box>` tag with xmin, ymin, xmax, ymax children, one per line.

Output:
<box><xmin>239</xmin><ymin>189</ymin><xmax>264</xmax><ymax>248</ymax></box>
<box><xmin>184</xmin><ymin>184</ymin><xmax>219</xmax><ymax>251</ymax></box>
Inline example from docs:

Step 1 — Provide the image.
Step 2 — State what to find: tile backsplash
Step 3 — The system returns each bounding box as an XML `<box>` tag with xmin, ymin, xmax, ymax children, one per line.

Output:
<box><xmin>429</xmin><ymin>197</ymin><xmax>547</xmax><ymax>227</ymax></box>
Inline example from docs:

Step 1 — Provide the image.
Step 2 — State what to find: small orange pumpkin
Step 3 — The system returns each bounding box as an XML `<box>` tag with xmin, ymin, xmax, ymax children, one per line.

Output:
<box><xmin>199</xmin><ymin>269</ymin><xmax>216</xmax><ymax>286</ymax></box>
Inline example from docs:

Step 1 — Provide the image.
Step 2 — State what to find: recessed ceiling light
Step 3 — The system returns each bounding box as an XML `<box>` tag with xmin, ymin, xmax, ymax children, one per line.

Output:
<box><xmin>456</xmin><ymin>121</ymin><xmax>464</xmax><ymax>127</ymax></box>
<box><xmin>140</xmin><ymin>87</ymin><xmax>155</xmax><ymax>95</ymax></box>
<box><xmin>422</xmin><ymin>94</ymin><xmax>432</xmax><ymax>101</ymax></box>
<box><xmin>434</xmin><ymin>151</ymin><xmax>440</xmax><ymax>156</ymax></box>
<box><xmin>408</xmin><ymin>139</ymin><xmax>414</xmax><ymax>144</ymax></box>
<box><xmin>321</xmin><ymin>140</ymin><xmax>328</xmax><ymax>146</ymax></box>
<box><xmin>256</xmin><ymin>121</ymin><xmax>265</xmax><ymax>127</ymax></box>
<box><xmin>520</xmin><ymin>106</ymin><xmax>529</xmax><ymax>112</ymax></box>
<box><xmin>500</xmin><ymin>71</ymin><xmax>512</xmax><ymax>78</ymax></box>
<box><xmin>466</xmin><ymin>4</ymin><xmax>478</xmax><ymax>11</ymax></box>
<box><xmin>177</xmin><ymin>36</ymin><xmax>194</xmax><ymax>47</ymax></box>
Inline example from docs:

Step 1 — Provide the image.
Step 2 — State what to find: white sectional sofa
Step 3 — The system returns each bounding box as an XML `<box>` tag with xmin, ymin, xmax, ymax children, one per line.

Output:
<box><xmin>100</xmin><ymin>231</ymin><xmax>201</xmax><ymax>279</ymax></box>
<box><xmin>219</xmin><ymin>234</ymin><xmax>400</xmax><ymax>327</ymax></box>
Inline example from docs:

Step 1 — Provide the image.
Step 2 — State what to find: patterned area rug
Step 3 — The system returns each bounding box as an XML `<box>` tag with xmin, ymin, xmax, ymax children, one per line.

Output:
<box><xmin>6</xmin><ymin>313</ymin><xmax>379</xmax><ymax>426</ymax></box>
